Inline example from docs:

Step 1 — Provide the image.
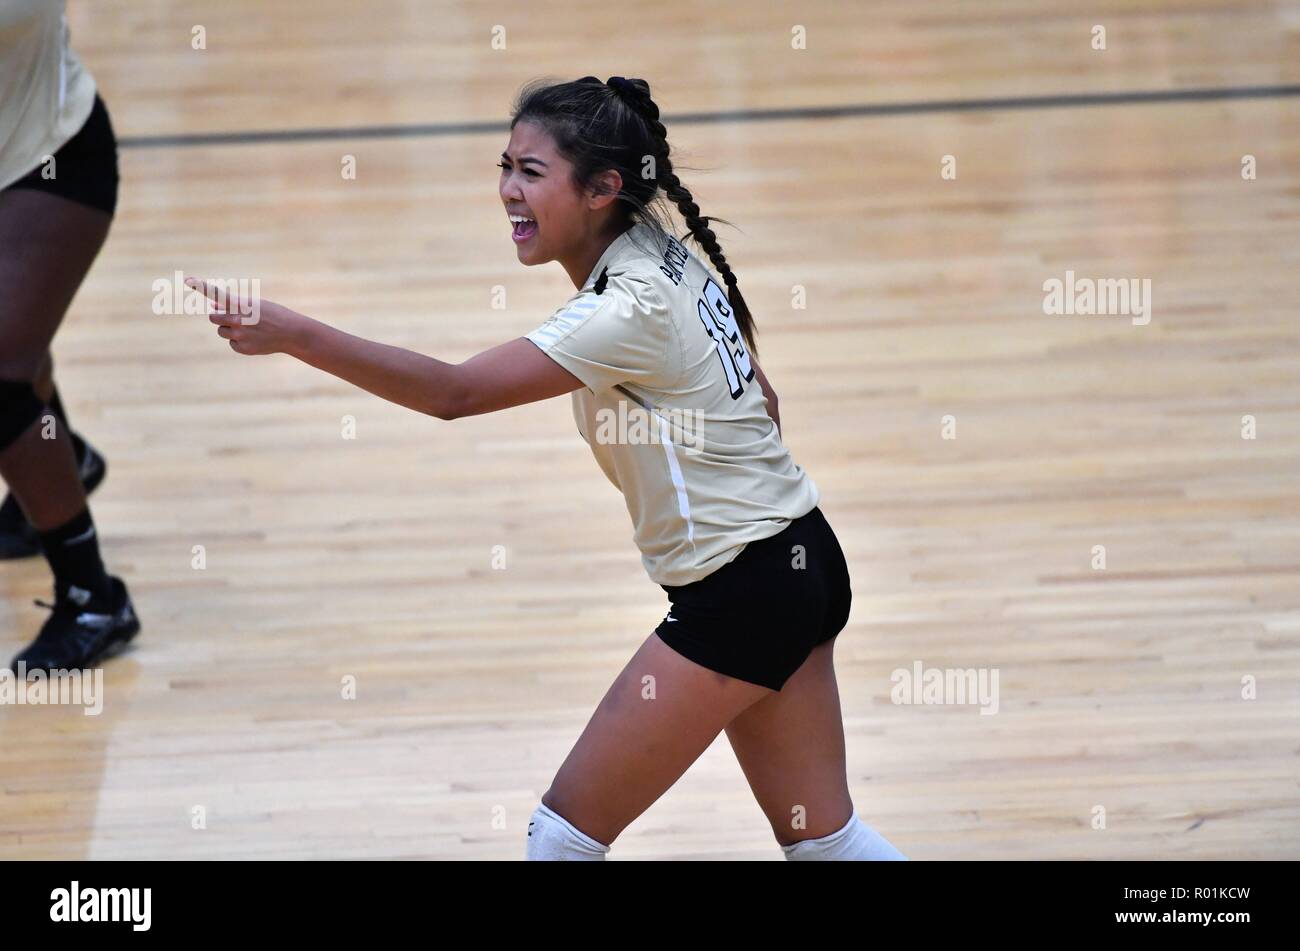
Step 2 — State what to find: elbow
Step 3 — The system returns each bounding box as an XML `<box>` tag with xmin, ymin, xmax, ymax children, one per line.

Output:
<box><xmin>427</xmin><ymin>368</ymin><xmax>471</xmax><ymax>420</ymax></box>
<box><xmin>430</xmin><ymin>400</ymin><xmax>463</xmax><ymax>421</ymax></box>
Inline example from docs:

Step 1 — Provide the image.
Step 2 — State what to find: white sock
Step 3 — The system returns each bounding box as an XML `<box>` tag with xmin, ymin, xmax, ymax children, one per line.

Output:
<box><xmin>781</xmin><ymin>808</ymin><xmax>908</xmax><ymax>861</ymax></box>
<box><xmin>526</xmin><ymin>801</ymin><xmax>611</xmax><ymax>861</ymax></box>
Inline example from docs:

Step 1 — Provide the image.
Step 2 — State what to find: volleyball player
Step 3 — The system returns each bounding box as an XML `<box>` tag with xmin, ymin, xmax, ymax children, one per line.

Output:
<box><xmin>190</xmin><ymin>76</ymin><xmax>905</xmax><ymax>861</ymax></box>
<box><xmin>0</xmin><ymin>0</ymin><xmax>139</xmax><ymax>673</ymax></box>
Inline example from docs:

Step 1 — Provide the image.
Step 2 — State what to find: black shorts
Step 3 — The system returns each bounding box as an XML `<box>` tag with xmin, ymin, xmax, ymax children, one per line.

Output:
<box><xmin>3</xmin><ymin>94</ymin><xmax>119</xmax><ymax>216</ymax></box>
<box><xmin>654</xmin><ymin>506</ymin><xmax>852</xmax><ymax>691</ymax></box>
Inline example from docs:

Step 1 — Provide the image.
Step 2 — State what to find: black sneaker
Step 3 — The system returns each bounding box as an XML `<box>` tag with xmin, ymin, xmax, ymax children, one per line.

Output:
<box><xmin>0</xmin><ymin>437</ymin><xmax>107</xmax><ymax>560</ymax></box>
<box><xmin>9</xmin><ymin>576</ymin><xmax>140</xmax><ymax>675</ymax></box>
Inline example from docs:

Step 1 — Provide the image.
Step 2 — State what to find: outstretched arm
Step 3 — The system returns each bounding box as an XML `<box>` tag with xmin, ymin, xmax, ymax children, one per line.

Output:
<box><xmin>187</xmin><ymin>277</ymin><xmax>583</xmax><ymax>419</ymax></box>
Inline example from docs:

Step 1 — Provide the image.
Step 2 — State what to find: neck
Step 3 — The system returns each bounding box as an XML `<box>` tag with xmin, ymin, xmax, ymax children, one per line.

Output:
<box><xmin>562</xmin><ymin>219</ymin><xmax>633</xmax><ymax>289</ymax></box>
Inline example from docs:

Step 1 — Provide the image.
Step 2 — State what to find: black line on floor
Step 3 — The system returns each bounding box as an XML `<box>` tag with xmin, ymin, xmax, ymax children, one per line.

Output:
<box><xmin>118</xmin><ymin>84</ymin><xmax>1300</xmax><ymax>149</ymax></box>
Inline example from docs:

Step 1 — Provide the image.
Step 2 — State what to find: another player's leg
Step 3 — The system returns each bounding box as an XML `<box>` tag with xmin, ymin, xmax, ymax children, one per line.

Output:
<box><xmin>0</xmin><ymin>188</ymin><xmax>138</xmax><ymax>673</ymax></box>
<box><xmin>527</xmin><ymin>631</ymin><xmax>773</xmax><ymax>860</ymax></box>
<box><xmin>724</xmin><ymin>637</ymin><xmax>907</xmax><ymax>859</ymax></box>
<box><xmin>0</xmin><ymin>351</ymin><xmax>107</xmax><ymax>559</ymax></box>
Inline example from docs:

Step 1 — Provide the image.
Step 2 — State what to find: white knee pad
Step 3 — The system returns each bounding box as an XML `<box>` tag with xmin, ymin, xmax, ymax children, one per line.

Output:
<box><xmin>526</xmin><ymin>801</ymin><xmax>610</xmax><ymax>861</ymax></box>
<box><xmin>782</xmin><ymin>808</ymin><xmax>908</xmax><ymax>861</ymax></box>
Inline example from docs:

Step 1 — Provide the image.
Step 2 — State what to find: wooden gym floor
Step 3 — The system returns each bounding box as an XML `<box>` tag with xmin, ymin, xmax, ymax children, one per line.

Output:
<box><xmin>1</xmin><ymin>1</ymin><xmax>1298</xmax><ymax>859</ymax></box>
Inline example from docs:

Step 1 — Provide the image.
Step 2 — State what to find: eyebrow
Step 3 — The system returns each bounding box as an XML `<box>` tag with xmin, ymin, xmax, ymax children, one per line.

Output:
<box><xmin>500</xmin><ymin>152</ymin><xmax>548</xmax><ymax>168</ymax></box>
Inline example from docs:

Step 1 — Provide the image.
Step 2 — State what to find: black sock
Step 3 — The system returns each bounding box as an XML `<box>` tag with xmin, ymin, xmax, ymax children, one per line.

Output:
<box><xmin>38</xmin><ymin>508</ymin><xmax>110</xmax><ymax>601</ymax></box>
<box><xmin>46</xmin><ymin>385</ymin><xmax>87</xmax><ymax>465</ymax></box>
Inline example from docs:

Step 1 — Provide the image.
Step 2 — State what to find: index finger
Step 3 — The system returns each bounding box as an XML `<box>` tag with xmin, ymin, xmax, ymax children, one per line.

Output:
<box><xmin>184</xmin><ymin>275</ymin><xmax>247</xmax><ymax>313</ymax></box>
<box><xmin>183</xmin><ymin>275</ymin><xmax>214</xmax><ymax>299</ymax></box>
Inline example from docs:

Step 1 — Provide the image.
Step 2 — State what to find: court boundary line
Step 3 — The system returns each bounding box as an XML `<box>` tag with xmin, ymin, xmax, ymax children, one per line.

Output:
<box><xmin>118</xmin><ymin>83</ymin><xmax>1300</xmax><ymax>149</ymax></box>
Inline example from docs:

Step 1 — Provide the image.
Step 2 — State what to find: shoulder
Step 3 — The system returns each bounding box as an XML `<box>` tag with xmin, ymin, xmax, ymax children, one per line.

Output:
<box><xmin>575</xmin><ymin>246</ymin><xmax>677</xmax><ymax>321</ymax></box>
<box><xmin>528</xmin><ymin>226</ymin><xmax>687</xmax><ymax>352</ymax></box>
<box><xmin>527</xmin><ymin>268</ymin><xmax>670</xmax><ymax>357</ymax></box>
<box><xmin>594</xmin><ymin>263</ymin><xmax>671</xmax><ymax>317</ymax></box>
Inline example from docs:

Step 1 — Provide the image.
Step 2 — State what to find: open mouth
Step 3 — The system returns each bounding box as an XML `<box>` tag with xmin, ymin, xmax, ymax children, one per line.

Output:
<box><xmin>510</xmin><ymin>213</ymin><xmax>538</xmax><ymax>243</ymax></box>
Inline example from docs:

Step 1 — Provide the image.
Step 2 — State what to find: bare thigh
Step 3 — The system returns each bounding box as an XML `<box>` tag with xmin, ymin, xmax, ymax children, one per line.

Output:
<box><xmin>724</xmin><ymin>637</ymin><xmax>854</xmax><ymax>847</ymax></box>
<box><xmin>542</xmin><ymin>631</ymin><xmax>774</xmax><ymax>846</ymax></box>
<box><xmin>0</xmin><ymin>188</ymin><xmax>112</xmax><ymax>379</ymax></box>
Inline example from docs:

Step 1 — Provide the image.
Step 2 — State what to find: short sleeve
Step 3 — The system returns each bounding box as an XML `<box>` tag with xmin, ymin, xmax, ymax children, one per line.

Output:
<box><xmin>524</xmin><ymin>272</ymin><xmax>670</xmax><ymax>394</ymax></box>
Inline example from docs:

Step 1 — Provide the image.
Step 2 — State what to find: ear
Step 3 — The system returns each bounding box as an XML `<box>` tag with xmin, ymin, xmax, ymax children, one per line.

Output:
<box><xmin>586</xmin><ymin>169</ymin><xmax>623</xmax><ymax>210</ymax></box>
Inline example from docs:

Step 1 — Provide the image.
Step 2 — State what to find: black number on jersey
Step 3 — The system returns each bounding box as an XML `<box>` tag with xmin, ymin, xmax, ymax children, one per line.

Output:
<box><xmin>697</xmin><ymin>277</ymin><xmax>754</xmax><ymax>399</ymax></box>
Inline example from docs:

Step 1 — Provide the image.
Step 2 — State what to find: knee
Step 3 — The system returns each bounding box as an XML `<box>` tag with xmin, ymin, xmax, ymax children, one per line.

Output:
<box><xmin>0</xmin><ymin>378</ymin><xmax>46</xmax><ymax>452</ymax></box>
<box><xmin>0</xmin><ymin>347</ymin><xmax>45</xmax><ymax>385</ymax></box>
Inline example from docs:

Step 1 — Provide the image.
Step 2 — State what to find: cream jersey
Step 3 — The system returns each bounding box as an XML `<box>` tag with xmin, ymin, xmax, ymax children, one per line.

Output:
<box><xmin>525</xmin><ymin>221</ymin><xmax>820</xmax><ymax>587</ymax></box>
<box><xmin>0</xmin><ymin>0</ymin><xmax>96</xmax><ymax>191</ymax></box>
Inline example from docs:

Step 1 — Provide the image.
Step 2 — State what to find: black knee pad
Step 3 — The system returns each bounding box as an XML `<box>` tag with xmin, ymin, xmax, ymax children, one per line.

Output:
<box><xmin>0</xmin><ymin>379</ymin><xmax>46</xmax><ymax>451</ymax></box>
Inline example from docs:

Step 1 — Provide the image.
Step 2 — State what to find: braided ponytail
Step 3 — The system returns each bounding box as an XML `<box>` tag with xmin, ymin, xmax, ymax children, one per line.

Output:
<box><xmin>608</xmin><ymin>78</ymin><xmax>759</xmax><ymax>358</ymax></box>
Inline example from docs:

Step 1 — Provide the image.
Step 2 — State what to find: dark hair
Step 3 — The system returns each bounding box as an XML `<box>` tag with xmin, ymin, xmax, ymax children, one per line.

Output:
<box><xmin>510</xmin><ymin>75</ymin><xmax>758</xmax><ymax>357</ymax></box>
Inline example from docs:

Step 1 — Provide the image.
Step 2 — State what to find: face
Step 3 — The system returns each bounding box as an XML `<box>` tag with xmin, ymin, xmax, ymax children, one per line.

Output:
<box><xmin>499</xmin><ymin>119</ymin><xmax>617</xmax><ymax>267</ymax></box>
